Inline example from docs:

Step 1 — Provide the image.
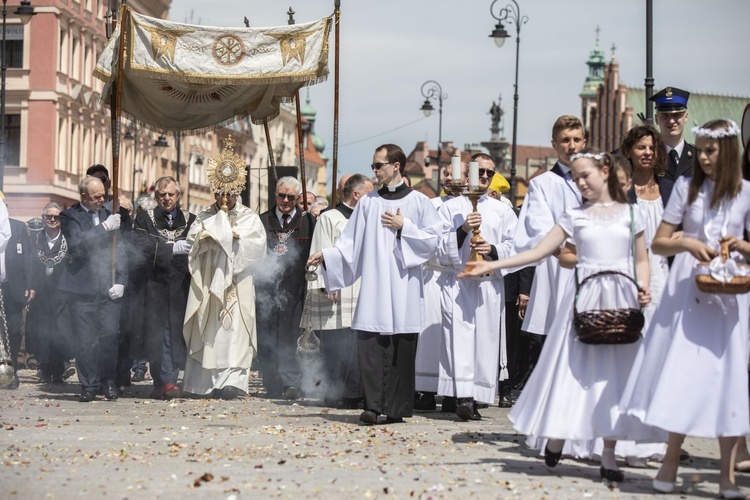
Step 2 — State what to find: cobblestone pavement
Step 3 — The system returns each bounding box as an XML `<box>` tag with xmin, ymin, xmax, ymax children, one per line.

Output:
<box><xmin>1</xmin><ymin>369</ymin><xmax>748</xmax><ymax>499</ymax></box>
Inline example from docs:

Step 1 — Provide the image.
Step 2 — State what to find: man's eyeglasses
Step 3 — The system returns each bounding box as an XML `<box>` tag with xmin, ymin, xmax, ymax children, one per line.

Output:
<box><xmin>43</xmin><ymin>215</ymin><xmax>59</xmax><ymax>221</ymax></box>
<box><xmin>371</xmin><ymin>162</ymin><xmax>391</xmax><ymax>171</ymax></box>
<box><xmin>478</xmin><ymin>168</ymin><xmax>495</xmax><ymax>177</ymax></box>
<box><xmin>276</xmin><ymin>193</ymin><xmax>298</xmax><ymax>201</ymax></box>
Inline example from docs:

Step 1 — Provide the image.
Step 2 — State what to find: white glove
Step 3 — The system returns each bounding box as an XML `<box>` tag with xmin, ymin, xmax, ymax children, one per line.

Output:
<box><xmin>101</xmin><ymin>214</ymin><xmax>121</xmax><ymax>231</ymax></box>
<box><xmin>108</xmin><ymin>284</ymin><xmax>125</xmax><ymax>300</ymax></box>
<box><xmin>172</xmin><ymin>239</ymin><xmax>192</xmax><ymax>255</ymax></box>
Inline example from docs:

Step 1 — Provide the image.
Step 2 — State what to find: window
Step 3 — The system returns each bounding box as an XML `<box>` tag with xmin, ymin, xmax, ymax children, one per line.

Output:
<box><xmin>2</xmin><ymin>115</ymin><xmax>20</xmax><ymax>166</ymax></box>
<box><xmin>4</xmin><ymin>25</ymin><xmax>24</xmax><ymax>69</ymax></box>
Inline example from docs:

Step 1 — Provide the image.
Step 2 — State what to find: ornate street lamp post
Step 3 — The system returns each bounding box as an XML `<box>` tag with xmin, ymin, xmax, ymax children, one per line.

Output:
<box><xmin>0</xmin><ymin>0</ymin><xmax>34</xmax><ymax>191</ymax></box>
<box><xmin>420</xmin><ymin>80</ymin><xmax>447</xmax><ymax>193</ymax></box>
<box><xmin>489</xmin><ymin>0</ymin><xmax>527</xmax><ymax>206</ymax></box>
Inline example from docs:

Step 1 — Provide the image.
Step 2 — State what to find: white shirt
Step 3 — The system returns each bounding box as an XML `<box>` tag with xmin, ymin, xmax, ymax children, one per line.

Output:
<box><xmin>275</xmin><ymin>207</ymin><xmax>297</xmax><ymax>227</ymax></box>
<box><xmin>46</xmin><ymin>230</ymin><xmax>62</xmax><ymax>250</ymax></box>
<box><xmin>81</xmin><ymin>204</ymin><xmax>100</xmax><ymax>226</ymax></box>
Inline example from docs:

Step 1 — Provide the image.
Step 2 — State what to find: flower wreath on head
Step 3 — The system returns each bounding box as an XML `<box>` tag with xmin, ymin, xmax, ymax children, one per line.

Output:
<box><xmin>692</xmin><ymin>119</ymin><xmax>740</xmax><ymax>139</ymax></box>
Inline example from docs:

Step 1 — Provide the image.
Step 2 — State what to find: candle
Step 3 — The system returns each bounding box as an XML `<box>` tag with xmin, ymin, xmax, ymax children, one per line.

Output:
<box><xmin>451</xmin><ymin>155</ymin><xmax>461</xmax><ymax>182</ymax></box>
<box><xmin>469</xmin><ymin>161</ymin><xmax>479</xmax><ymax>189</ymax></box>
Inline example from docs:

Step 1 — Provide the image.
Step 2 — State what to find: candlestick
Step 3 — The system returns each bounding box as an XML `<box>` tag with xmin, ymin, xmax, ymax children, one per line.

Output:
<box><xmin>462</xmin><ymin>184</ymin><xmax>488</xmax><ymax>272</ymax></box>
<box><xmin>451</xmin><ymin>154</ymin><xmax>461</xmax><ymax>181</ymax></box>
<box><xmin>469</xmin><ymin>161</ymin><xmax>479</xmax><ymax>189</ymax></box>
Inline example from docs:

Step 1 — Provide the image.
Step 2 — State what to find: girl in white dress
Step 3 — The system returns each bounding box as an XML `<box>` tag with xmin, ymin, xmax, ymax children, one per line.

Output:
<box><xmin>460</xmin><ymin>149</ymin><xmax>653</xmax><ymax>483</ymax></box>
<box><xmin>621</xmin><ymin>119</ymin><xmax>750</xmax><ymax>498</ymax></box>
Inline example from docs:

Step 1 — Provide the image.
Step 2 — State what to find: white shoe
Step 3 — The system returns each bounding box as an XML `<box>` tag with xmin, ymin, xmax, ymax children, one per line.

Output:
<box><xmin>625</xmin><ymin>456</ymin><xmax>649</xmax><ymax>468</ymax></box>
<box><xmin>652</xmin><ymin>479</ymin><xmax>674</xmax><ymax>493</ymax></box>
<box><xmin>719</xmin><ymin>488</ymin><xmax>747</xmax><ymax>499</ymax></box>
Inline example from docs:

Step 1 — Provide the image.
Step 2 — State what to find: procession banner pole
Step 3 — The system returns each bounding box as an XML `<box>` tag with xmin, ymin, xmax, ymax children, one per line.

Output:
<box><xmin>288</xmin><ymin>7</ymin><xmax>308</xmax><ymax>211</ymax></box>
<box><xmin>109</xmin><ymin>1</ymin><xmax>128</xmax><ymax>285</ymax></box>
<box><xmin>330</xmin><ymin>0</ymin><xmax>341</xmax><ymax>208</ymax></box>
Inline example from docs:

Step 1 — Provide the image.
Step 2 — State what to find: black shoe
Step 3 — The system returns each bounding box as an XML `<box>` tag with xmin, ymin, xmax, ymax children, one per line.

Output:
<box><xmin>414</xmin><ymin>393</ymin><xmax>436</xmax><ymax>411</ymax></box>
<box><xmin>471</xmin><ymin>403</ymin><xmax>482</xmax><ymax>420</ymax></box>
<box><xmin>384</xmin><ymin>416</ymin><xmax>404</xmax><ymax>424</ymax></box>
<box><xmin>498</xmin><ymin>394</ymin><xmax>514</xmax><ymax>408</ymax></box>
<box><xmin>79</xmin><ymin>389</ymin><xmax>97</xmax><ymax>402</ymax></box>
<box><xmin>359</xmin><ymin>410</ymin><xmax>378</xmax><ymax>425</ymax></box>
<box><xmin>679</xmin><ymin>448</ymin><xmax>691</xmax><ymax>462</ymax></box>
<box><xmin>104</xmin><ymin>382</ymin><xmax>119</xmax><ymax>400</ymax></box>
<box><xmin>544</xmin><ymin>444</ymin><xmax>562</xmax><ymax>467</ymax></box>
<box><xmin>600</xmin><ymin>466</ymin><xmax>624</xmax><ymax>482</ymax></box>
<box><xmin>441</xmin><ymin>396</ymin><xmax>457</xmax><ymax>413</ymax></box>
<box><xmin>131</xmin><ymin>370</ymin><xmax>146</xmax><ymax>383</ymax></box>
<box><xmin>456</xmin><ymin>399</ymin><xmax>475</xmax><ymax>421</ymax></box>
<box><xmin>282</xmin><ymin>386</ymin><xmax>300</xmax><ymax>400</ymax></box>
<box><xmin>50</xmin><ymin>375</ymin><xmax>64</xmax><ymax>384</ymax></box>
<box><xmin>220</xmin><ymin>386</ymin><xmax>245</xmax><ymax>400</ymax></box>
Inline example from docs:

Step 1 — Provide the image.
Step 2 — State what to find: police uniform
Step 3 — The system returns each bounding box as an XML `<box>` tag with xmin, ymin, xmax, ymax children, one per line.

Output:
<box><xmin>649</xmin><ymin>86</ymin><xmax>694</xmax><ymax>181</ymax></box>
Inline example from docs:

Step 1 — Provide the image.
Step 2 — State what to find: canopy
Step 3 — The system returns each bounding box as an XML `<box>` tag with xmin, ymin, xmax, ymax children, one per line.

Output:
<box><xmin>94</xmin><ymin>9</ymin><xmax>332</xmax><ymax>133</ymax></box>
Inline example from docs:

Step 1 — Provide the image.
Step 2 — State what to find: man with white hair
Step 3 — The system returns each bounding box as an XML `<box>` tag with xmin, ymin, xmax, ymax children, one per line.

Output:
<box><xmin>257</xmin><ymin>176</ymin><xmax>317</xmax><ymax>399</ymax></box>
<box><xmin>58</xmin><ymin>176</ymin><xmax>128</xmax><ymax>402</ymax></box>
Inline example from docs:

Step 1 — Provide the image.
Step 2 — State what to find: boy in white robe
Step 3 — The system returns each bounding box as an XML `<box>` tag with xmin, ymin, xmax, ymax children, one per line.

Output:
<box><xmin>308</xmin><ymin>144</ymin><xmax>443</xmax><ymax>425</ymax></box>
<box><xmin>437</xmin><ymin>154</ymin><xmax>517</xmax><ymax>420</ymax></box>
<box><xmin>514</xmin><ymin>115</ymin><xmax>585</xmax><ymax>339</ymax></box>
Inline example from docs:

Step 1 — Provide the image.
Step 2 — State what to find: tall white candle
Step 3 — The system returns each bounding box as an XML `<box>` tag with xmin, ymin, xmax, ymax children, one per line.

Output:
<box><xmin>451</xmin><ymin>155</ymin><xmax>461</xmax><ymax>182</ymax></box>
<box><xmin>469</xmin><ymin>161</ymin><xmax>479</xmax><ymax>189</ymax></box>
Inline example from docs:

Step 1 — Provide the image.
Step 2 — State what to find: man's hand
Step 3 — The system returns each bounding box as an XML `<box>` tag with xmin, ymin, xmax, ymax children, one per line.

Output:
<box><xmin>308</xmin><ymin>251</ymin><xmax>324</xmax><ymax>267</ymax></box>
<box><xmin>472</xmin><ymin>238</ymin><xmax>491</xmax><ymax>256</ymax></box>
<box><xmin>108</xmin><ymin>284</ymin><xmax>125</xmax><ymax>300</ymax></box>
<box><xmin>461</xmin><ymin>212</ymin><xmax>482</xmax><ymax>232</ymax></box>
<box><xmin>322</xmin><ymin>289</ymin><xmax>338</xmax><ymax>303</ymax></box>
<box><xmin>517</xmin><ymin>294</ymin><xmax>529</xmax><ymax>320</ymax></box>
<box><xmin>381</xmin><ymin>208</ymin><xmax>404</xmax><ymax>230</ymax></box>
<box><xmin>172</xmin><ymin>240</ymin><xmax>192</xmax><ymax>255</ymax></box>
<box><xmin>101</xmin><ymin>214</ymin><xmax>121</xmax><ymax>231</ymax></box>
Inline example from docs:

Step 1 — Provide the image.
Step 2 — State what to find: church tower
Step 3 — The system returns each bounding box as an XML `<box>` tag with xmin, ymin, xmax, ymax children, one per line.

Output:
<box><xmin>580</xmin><ymin>27</ymin><xmax>606</xmax><ymax>137</ymax></box>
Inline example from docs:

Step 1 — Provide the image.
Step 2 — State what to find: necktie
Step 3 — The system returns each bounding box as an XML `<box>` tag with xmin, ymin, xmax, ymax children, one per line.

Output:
<box><xmin>167</xmin><ymin>214</ymin><xmax>174</xmax><ymax>228</ymax></box>
<box><xmin>669</xmin><ymin>149</ymin><xmax>679</xmax><ymax>167</ymax></box>
<box><xmin>91</xmin><ymin>211</ymin><xmax>100</xmax><ymax>226</ymax></box>
<box><xmin>282</xmin><ymin>214</ymin><xmax>291</xmax><ymax>229</ymax></box>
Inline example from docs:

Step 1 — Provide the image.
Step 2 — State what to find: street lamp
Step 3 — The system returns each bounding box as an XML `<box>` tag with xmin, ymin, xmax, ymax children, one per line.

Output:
<box><xmin>489</xmin><ymin>0</ymin><xmax>527</xmax><ymax>206</ymax></box>
<box><xmin>0</xmin><ymin>0</ymin><xmax>34</xmax><ymax>192</ymax></box>
<box><xmin>419</xmin><ymin>80</ymin><xmax>447</xmax><ymax>193</ymax></box>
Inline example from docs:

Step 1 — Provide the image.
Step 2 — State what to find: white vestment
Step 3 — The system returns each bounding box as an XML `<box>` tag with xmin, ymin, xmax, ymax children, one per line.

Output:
<box><xmin>182</xmin><ymin>203</ymin><xmax>267</xmax><ymax>395</ymax></box>
<box><xmin>321</xmin><ymin>190</ymin><xmax>443</xmax><ymax>334</ymax></box>
<box><xmin>304</xmin><ymin>207</ymin><xmax>358</xmax><ymax>329</ymax></box>
<box><xmin>436</xmin><ymin>195</ymin><xmax>517</xmax><ymax>404</ymax></box>
<box><xmin>514</xmin><ymin>165</ymin><xmax>581</xmax><ymax>335</ymax></box>
<box><xmin>415</xmin><ymin>195</ymin><xmax>451</xmax><ymax>392</ymax></box>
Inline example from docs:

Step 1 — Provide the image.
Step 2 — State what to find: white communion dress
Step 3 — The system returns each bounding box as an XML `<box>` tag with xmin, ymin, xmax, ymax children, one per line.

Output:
<box><xmin>621</xmin><ymin>177</ymin><xmax>750</xmax><ymax>438</ymax></box>
<box><xmin>509</xmin><ymin>202</ymin><xmax>659</xmax><ymax>443</ymax></box>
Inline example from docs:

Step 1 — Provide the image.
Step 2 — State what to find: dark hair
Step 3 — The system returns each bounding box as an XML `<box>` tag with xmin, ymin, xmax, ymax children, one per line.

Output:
<box><xmin>343</xmin><ymin>173</ymin><xmax>370</xmax><ymax>199</ymax></box>
<box><xmin>620</xmin><ymin>125</ymin><xmax>666</xmax><ymax>178</ymax></box>
<box><xmin>375</xmin><ymin>144</ymin><xmax>407</xmax><ymax>174</ymax></box>
<box><xmin>86</xmin><ymin>164</ymin><xmax>109</xmax><ymax>180</ymax></box>
<box><xmin>742</xmin><ymin>134</ymin><xmax>750</xmax><ymax>182</ymax></box>
<box><xmin>571</xmin><ymin>147</ymin><xmax>627</xmax><ymax>203</ymax></box>
<box><xmin>470</xmin><ymin>152</ymin><xmax>494</xmax><ymax>163</ymax></box>
<box><xmin>689</xmin><ymin>119</ymin><xmax>742</xmax><ymax>207</ymax></box>
<box><xmin>613</xmin><ymin>154</ymin><xmax>632</xmax><ymax>180</ymax></box>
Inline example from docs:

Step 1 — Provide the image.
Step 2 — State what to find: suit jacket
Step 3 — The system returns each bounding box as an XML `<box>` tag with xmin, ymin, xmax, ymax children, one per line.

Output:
<box><xmin>1</xmin><ymin>219</ymin><xmax>34</xmax><ymax>307</ymax></box>
<box><xmin>663</xmin><ymin>142</ymin><xmax>695</xmax><ymax>181</ymax></box>
<box><xmin>626</xmin><ymin>175</ymin><xmax>675</xmax><ymax>207</ymax></box>
<box><xmin>57</xmin><ymin>203</ymin><xmax>128</xmax><ymax>297</ymax></box>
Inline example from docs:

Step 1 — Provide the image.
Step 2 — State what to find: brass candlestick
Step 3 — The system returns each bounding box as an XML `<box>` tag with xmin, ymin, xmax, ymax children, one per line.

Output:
<box><xmin>462</xmin><ymin>185</ymin><xmax>488</xmax><ymax>270</ymax></box>
<box><xmin>446</xmin><ymin>180</ymin><xmax>467</xmax><ymax>197</ymax></box>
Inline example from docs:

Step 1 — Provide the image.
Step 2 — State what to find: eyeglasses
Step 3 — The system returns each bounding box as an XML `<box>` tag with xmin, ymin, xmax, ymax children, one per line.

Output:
<box><xmin>371</xmin><ymin>162</ymin><xmax>392</xmax><ymax>171</ymax></box>
<box><xmin>276</xmin><ymin>193</ymin><xmax>298</xmax><ymax>201</ymax></box>
<box><xmin>43</xmin><ymin>215</ymin><xmax>59</xmax><ymax>221</ymax></box>
<box><xmin>478</xmin><ymin>168</ymin><xmax>495</xmax><ymax>177</ymax></box>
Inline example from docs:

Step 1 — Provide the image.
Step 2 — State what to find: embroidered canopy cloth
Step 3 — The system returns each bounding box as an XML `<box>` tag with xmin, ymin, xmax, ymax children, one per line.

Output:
<box><xmin>94</xmin><ymin>9</ymin><xmax>331</xmax><ymax>133</ymax></box>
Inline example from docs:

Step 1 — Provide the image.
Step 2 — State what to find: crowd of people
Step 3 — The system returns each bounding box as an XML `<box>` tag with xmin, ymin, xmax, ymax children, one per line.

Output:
<box><xmin>2</xmin><ymin>86</ymin><xmax>750</xmax><ymax>496</ymax></box>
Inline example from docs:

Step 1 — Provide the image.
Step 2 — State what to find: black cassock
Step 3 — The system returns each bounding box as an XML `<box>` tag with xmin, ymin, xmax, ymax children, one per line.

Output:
<box><xmin>26</xmin><ymin>231</ymin><xmax>73</xmax><ymax>376</ymax></box>
<box><xmin>256</xmin><ymin>207</ymin><xmax>316</xmax><ymax>396</ymax></box>
<box><xmin>131</xmin><ymin>207</ymin><xmax>196</xmax><ymax>383</ymax></box>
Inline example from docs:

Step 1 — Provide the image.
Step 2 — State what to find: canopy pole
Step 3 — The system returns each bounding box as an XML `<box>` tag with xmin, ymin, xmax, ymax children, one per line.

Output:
<box><xmin>263</xmin><ymin>119</ymin><xmax>278</xmax><ymax>190</ymax></box>
<box><xmin>109</xmin><ymin>1</ymin><xmax>128</xmax><ymax>286</ymax></box>
<box><xmin>288</xmin><ymin>7</ymin><xmax>308</xmax><ymax>211</ymax></box>
<box><xmin>330</xmin><ymin>1</ymin><xmax>341</xmax><ymax>208</ymax></box>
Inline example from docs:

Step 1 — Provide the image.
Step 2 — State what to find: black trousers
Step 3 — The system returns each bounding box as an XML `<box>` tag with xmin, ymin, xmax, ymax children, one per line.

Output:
<box><xmin>320</xmin><ymin>328</ymin><xmax>362</xmax><ymax>401</ymax></box>
<box><xmin>357</xmin><ymin>331</ymin><xmax>416</xmax><ymax>418</ymax></box>
<box><xmin>68</xmin><ymin>293</ymin><xmax>121</xmax><ymax>391</ymax></box>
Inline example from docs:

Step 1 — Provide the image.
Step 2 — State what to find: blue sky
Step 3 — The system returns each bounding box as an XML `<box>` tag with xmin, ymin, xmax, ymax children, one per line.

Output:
<box><xmin>167</xmin><ymin>0</ymin><xmax>750</xmax><ymax>177</ymax></box>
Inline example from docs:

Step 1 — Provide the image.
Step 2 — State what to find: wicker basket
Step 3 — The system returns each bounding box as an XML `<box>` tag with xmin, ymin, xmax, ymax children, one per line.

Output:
<box><xmin>574</xmin><ymin>270</ymin><xmax>644</xmax><ymax>345</ymax></box>
<box><xmin>695</xmin><ymin>241</ymin><xmax>750</xmax><ymax>295</ymax></box>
